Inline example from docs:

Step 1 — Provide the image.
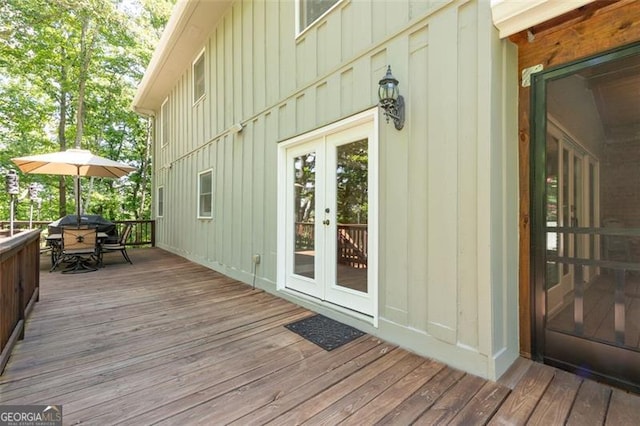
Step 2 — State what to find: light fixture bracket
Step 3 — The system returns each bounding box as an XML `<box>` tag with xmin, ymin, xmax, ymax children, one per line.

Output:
<box><xmin>381</xmin><ymin>95</ymin><xmax>404</xmax><ymax>130</ymax></box>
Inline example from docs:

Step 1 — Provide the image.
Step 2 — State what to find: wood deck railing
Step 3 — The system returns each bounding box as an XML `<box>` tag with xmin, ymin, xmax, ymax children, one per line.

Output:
<box><xmin>0</xmin><ymin>229</ymin><xmax>41</xmax><ymax>374</ymax></box>
<box><xmin>0</xmin><ymin>220</ymin><xmax>155</xmax><ymax>247</ymax></box>
<box><xmin>295</xmin><ymin>222</ymin><xmax>368</xmax><ymax>268</ymax></box>
<box><xmin>338</xmin><ymin>224</ymin><xmax>367</xmax><ymax>268</ymax></box>
<box><xmin>111</xmin><ymin>220</ymin><xmax>155</xmax><ymax>247</ymax></box>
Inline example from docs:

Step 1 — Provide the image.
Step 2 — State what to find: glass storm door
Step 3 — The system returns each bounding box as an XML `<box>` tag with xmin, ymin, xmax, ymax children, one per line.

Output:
<box><xmin>533</xmin><ymin>44</ymin><xmax>640</xmax><ymax>392</ymax></box>
<box><xmin>283</xmin><ymin>122</ymin><xmax>374</xmax><ymax>316</ymax></box>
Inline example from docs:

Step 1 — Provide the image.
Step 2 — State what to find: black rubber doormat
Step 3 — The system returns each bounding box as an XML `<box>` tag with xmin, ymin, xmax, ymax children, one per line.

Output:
<box><xmin>285</xmin><ymin>314</ymin><xmax>365</xmax><ymax>351</ymax></box>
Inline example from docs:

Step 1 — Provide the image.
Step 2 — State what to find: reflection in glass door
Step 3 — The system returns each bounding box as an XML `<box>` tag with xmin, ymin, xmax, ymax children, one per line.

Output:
<box><xmin>546</xmin><ymin>128</ymin><xmax>589</xmax><ymax>316</ymax></box>
<box><xmin>293</xmin><ymin>152</ymin><xmax>316</xmax><ymax>280</ymax></box>
<box><xmin>335</xmin><ymin>139</ymin><xmax>368</xmax><ymax>292</ymax></box>
<box><xmin>546</xmin><ymin>134</ymin><xmax>559</xmax><ymax>291</ymax></box>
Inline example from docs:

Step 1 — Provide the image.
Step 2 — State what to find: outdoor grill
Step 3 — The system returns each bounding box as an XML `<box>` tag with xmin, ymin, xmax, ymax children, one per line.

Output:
<box><xmin>48</xmin><ymin>214</ymin><xmax>117</xmax><ymax>240</ymax></box>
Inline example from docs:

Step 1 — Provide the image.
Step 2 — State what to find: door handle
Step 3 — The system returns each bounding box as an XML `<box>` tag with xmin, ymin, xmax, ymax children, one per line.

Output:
<box><xmin>323</xmin><ymin>219</ymin><xmax>330</xmax><ymax>226</ymax></box>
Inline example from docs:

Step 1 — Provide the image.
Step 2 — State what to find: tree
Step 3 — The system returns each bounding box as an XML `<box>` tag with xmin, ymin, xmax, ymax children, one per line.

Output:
<box><xmin>0</xmin><ymin>0</ymin><xmax>175</xmax><ymax>222</ymax></box>
<box><xmin>336</xmin><ymin>140</ymin><xmax>368</xmax><ymax>224</ymax></box>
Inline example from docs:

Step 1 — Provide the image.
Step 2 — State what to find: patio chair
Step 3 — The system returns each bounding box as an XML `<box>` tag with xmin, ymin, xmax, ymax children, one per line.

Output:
<box><xmin>50</xmin><ymin>227</ymin><xmax>99</xmax><ymax>273</ymax></box>
<box><xmin>100</xmin><ymin>224</ymin><xmax>133</xmax><ymax>265</ymax></box>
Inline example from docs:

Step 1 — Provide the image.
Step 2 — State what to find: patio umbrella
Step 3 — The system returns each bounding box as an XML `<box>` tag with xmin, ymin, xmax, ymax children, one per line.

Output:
<box><xmin>11</xmin><ymin>149</ymin><xmax>136</xmax><ymax>226</ymax></box>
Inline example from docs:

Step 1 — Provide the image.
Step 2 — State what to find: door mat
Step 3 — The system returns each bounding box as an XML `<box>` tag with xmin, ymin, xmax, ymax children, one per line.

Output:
<box><xmin>284</xmin><ymin>314</ymin><xmax>365</xmax><ymax>351</ymax></box>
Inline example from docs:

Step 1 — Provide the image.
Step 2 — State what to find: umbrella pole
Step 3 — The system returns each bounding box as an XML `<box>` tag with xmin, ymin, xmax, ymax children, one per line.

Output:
<box><xmin>76</xmin><ymin>168</ymin><xmax>81</xmax><ymax>227</ymax></box>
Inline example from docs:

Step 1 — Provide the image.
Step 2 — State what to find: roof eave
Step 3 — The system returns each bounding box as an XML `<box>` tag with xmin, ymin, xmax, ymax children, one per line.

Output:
<box><xmin>491</xmin><ymin>0</ymin><xmax>595</xmax><ymax>39</ymax></box>
<box><xmin>132</xmin><ymin>0</ymin><xmax>232</xmax><ymax>115</ymax></box>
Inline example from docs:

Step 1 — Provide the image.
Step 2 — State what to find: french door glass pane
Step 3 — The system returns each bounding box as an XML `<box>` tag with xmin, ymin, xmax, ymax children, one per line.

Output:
<box><xmin>293</xmin><ymin>153</ymin><xmax>316</xmax><ymax>278</ymax></box>
<box><xmin>335</xmin><ymin>139</ymin><xmax>368</xmax><ymax>292</ymax></box>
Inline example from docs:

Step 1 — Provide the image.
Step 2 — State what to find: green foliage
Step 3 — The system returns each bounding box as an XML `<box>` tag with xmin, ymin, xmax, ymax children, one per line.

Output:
<box><xmin>336</xmin><ymin>139</ymin><xmax>368</xmax><ymax>224</ymax></box>
<box><xmin>0</xmin><ymin>0</ymin><xmax>175</xmax><ymax>223</ymax></box>
<box><xmin>294</xmin><ymin>153</ymin><xmax>316</xmax><ymax>223</ymax></box>
<box><xmin>293</xmin><ymin>139</ymin><xmax>369</xmax><ymax>226</ymax></box>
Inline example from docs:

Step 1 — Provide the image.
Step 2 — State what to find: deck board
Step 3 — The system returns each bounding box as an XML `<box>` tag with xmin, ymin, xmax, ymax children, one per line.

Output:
<box><xmin>448</xmin><ymin>381</ymin><xmax>511</xmax><ymax>425</ymax></box>
<box><xmin>155</xmin><ymin>337</ymin><xmax>384</xmax><ymax>425</ymax></box>
<box><xmin>413</xmin><ymin>374</ymin><xmax>487</xmax><ymax>425</ymax></box>
<box><xmin>547</xmin><ymin>274</ymin><xmax>640</xmax><ymax>349</ymax></box>
<box><xmin>566</xmin><ymin>379</ymin><xmax>611</xmax><ymax>426</ymax></box>
<box><xmin>376</xmin><ymin>366</ymin><xmax>465</xmax><ymax>424</ymax></box>
<box><xmin>340</xmin><ymin>358</ymin><xmax>446</xmax><ymax>425</ymax></box>
<box><xmin>302</xmin><ymin>352</ymin><xmax>427</xmax><ymax>425</ymax></box>
<box><xmin>606</xmin><ymin>388</ymin><xmax>640</xmax><ymax>425</ymax></box>
<box><xmin>262</xmin><ymin>347</ymin><xmax>408</xmax><ymax>425</ymax></box>
<box><xmin>227</xmin><ymin>341</ymin><xmax>396</xmax><ymax>425</ymax></box>
<box><xmin>527</xmin><ymin>369</ymin><xmax>582</xmax><ymax>425</ymax></box>
<box><xmin>488</xmin><ymin>353</ymin><xmax>555</xmax><ymax>425</ymax></box>
<box><xmin>1</xmin><ymin>248</ymin><xmax>638</xmax><ymax>424</ymax></box>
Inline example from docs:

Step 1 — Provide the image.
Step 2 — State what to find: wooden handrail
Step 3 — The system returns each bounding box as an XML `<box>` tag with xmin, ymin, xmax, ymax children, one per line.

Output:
<box><xmin>0</xmin><ymin>229</ymin><xmax>41</xmax><ymax>374</ymax></box>
<box><xmin>294</xmin><ymin>222</ymin><xmax>368</xmax><ymax>268</ymax></box>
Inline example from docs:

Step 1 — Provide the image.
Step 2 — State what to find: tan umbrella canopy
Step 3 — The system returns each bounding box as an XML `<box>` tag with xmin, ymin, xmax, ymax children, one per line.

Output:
<box><xmin>12</xmin><ymin>148</ymin><xmax>135</xmax><ymax>178</ymax></box>
<box><xmin>12</xmin><ymin>149</ymin><xmax>136</xmax><ymax>225</ymax></box>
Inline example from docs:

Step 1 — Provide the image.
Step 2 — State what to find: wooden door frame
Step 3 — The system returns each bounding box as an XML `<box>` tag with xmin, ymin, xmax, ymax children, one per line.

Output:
<box><xmin>511</xmin><ymin>0</ymin><xmax>640</xmax><ymax>357</ymax></box>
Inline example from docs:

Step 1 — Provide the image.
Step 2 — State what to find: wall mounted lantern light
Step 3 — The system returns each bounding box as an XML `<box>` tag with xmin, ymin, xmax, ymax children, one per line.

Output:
<box><xmin>378</xmin><ymin>65</ymin><xmax>405</xmax><ymax>130</ymax></box>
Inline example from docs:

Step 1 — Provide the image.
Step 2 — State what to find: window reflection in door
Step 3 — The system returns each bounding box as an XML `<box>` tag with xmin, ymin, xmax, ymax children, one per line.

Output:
<box><xmin>293</xmin><ymin>153</ymin><xmax>316</xmax><ymax>279</ymax></box>
<box><xmin>335</xmin><ymin>139</ymin><xmax>368</xmax><ymax>293</ymax></box>
<box><xmin>546</xmin><ymin>134</ymin><xmax>559</xmax><ymax>289</ymax></box>
<box><xmin>543</xmin><ymin>50</ymin><xmax>640</xmax><ymax>350</ymax></box>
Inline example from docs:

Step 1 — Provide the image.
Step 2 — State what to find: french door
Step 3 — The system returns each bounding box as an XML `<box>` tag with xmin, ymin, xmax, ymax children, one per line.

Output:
<box><xmin>279</xmin><ymin>113</ymin><xmax>377</xmax><ymax>317</ymax></box>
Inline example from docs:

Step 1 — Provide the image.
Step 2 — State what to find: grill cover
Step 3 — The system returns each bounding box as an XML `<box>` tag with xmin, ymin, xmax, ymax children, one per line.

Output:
<box><xmin>48</xmin><ymin>215</ymin><xmax>117</xmax><ymax>237</ymax></box>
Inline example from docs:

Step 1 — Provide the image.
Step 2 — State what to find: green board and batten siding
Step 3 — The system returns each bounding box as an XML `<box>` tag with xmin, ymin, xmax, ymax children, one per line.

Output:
<box><xmin>152</xmin><ymin>0</ymin><xmax>519</xmax><ymax>380</ymax></box>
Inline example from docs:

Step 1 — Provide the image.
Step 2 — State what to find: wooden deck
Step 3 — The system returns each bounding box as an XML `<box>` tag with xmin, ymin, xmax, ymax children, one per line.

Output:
<box><xmin>1</xmin><ymin>248</ymin><xmax>639</xmax><ymax>425</ymax></box>
<box><xmin>547</xmin><ymin>273</ymin><xmax>640</xmax><ymax>348</ymax></box>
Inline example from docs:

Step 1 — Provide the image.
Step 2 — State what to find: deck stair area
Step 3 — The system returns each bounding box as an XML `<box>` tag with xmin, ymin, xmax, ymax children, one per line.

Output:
<box><xmin>1</xmin><ymin>248</ymin><xmax>639</xmax><ymax>424</ymax></box>
<box><xmin>337</xmin><ymin>224</ymin><xmax>367</xmax><ymax>268</ymax></box>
